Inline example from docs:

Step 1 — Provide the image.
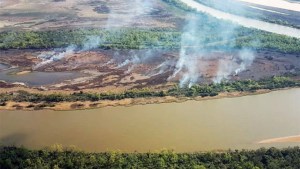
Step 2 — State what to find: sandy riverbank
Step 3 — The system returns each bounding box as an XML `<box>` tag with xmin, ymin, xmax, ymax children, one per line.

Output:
<box><xmin>259</xmin><ymin>135</ymin><xmax>300</xmax><ymax>144</ymax></box>
<box><xmin>237</xmin><ymin>0</ymin><xmax>300</xmax><ymax>12</ymax></box>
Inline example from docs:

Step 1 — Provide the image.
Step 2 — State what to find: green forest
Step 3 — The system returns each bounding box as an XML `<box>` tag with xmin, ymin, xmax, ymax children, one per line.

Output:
<box><xmin>1</xmin><ymin>146</ymin><xmax>300</xmax><ymax>169</ymax></box>
<box><xmin>1</xmin><ymin>26</ymin><xmax>300</xmax><ymax>53</ymax></box>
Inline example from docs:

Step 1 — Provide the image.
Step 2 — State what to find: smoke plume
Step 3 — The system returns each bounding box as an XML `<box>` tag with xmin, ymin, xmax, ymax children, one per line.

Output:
<box><xmin>34</xmin><ymin>0</ymin><xmax>262</xmax><ymax>87</ymax></box>
<box><xmin>170</xmin><ymin>14</ymin><xmax>205</xmax><ymax>87</ymax></box>
<box><xmin>170</xmin><ymin>1</ymin><xmax>258</xmax><ymax>87</ymax></box>
<box><xmin>34</xmin><ymin>36</ymin><xmax>102</xmax><ymax>70</ymax></box>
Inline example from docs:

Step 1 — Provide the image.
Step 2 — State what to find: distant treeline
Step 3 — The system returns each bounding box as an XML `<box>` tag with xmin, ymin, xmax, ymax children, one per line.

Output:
<box><xmin>0</xmin><ymin>0</ymin><xmax>300</xmax><ymax>53</ymax></box>
<box><xmin>1</xmin><ymin>146</ymin><xmax>300</xmax><ymax>169</ymax></box>
<box><xmin>0</xmin><ymin>76</ymin><xmax>299</xmax><ymax>105</ymax></box>
<box><xmin>1</xmin><ymin>28</ymin><xmax>300</xmax><ymax>53</ymax></box>
<box><xmin>0</xmin><ymin>29</ymin><xmax>181</xmax><ymax>50</ymax></box>
<box><xmin>162</xmin><ymin>0</ymin><xmax>196</xmax><ymax>12</ymax></box>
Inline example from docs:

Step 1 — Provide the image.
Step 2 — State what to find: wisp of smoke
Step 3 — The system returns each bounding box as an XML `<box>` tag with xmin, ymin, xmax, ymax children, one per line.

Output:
<box><xmin>34</xmin><ymin>36</ymin><xmax>102</xmax><ymax>70</ymax></box>
<box><xmin>213</xmin><ymin>59</ymin><xmax>236</xmax><ymax>84</ymax></box>
<box><xmin>34</xmin><ymin>0</ymin><xmax>155</xmax><ymax>70</ymax></box>
<box><xmin>213</xmin><ymin>48</ymin><xmax>255</xmax><ymax>83</ymax></box>
<box><xmin>34</xmin><ymin>45</ymin><xmax>76</xmax><ymax>69</ymax></box>
<box><xmin>148</xmin><ymin>59</ymin><xmax>177</xmax><ymax>77</ymax></box>
<box><xmin>170</xmin><ymin>14</ymin><xmax>206</xmax><ymax>87</ymax></box>
<box><xmin>105</xmin><ymin>0</ymin><xmax>154</xmax><ymax>28</ymax></box>
<box><xmin>116</xmin><ymin>50</ymin><xmax>156</xmax><ymax>72</ymax></box>
<box><xmin>235</xmin><ymin>48</ymin><xmax>255</xmax><ymax>74</ymax></box>
<box><xmin>81</xmin><ymin>36</ymin><xmax>102</xmax><ymax>51</ymax></box>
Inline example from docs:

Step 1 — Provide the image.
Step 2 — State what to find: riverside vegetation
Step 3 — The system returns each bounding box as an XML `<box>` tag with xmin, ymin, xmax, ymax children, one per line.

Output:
<box><xmin>0</xmin><ymin>76</ymin><xmax>299</xmax><ymax>106</ymax></box>
<box><xmin>1</xmin><ymin>146</ymin><xmax>300</xmax><ymax>169</ymax></box>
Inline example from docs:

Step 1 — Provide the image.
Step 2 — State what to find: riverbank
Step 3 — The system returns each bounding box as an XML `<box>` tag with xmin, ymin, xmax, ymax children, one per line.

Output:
<box><xmin>237</xmin><ymin>0</ymin><xmax>300</xmax><ymax>12</ymax></box>
<box><xmin>1</xmin><ymin>75</ymin><xmax>299</xmax><ymax>111</ymax></box>
<box><xmin>259</xmin><ymin>135</ymin><xmax>300</xmax><ymax>144</ymax></box>
<box><xmin>179</xmin><ymin>0</ymin><xmax>300</xmax><ymax>38</ymax></box>
<box><xmin>0</xmin><ymin>88</ymin><xmax>275</xmax><ymax>111</ymax></box>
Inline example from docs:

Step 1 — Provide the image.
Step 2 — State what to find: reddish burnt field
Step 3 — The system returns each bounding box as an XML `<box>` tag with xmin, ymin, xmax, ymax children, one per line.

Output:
<box><xmin>0</xmin><ymin>49</ymin><xmax>300</xmax><ymax>92</ymax></box>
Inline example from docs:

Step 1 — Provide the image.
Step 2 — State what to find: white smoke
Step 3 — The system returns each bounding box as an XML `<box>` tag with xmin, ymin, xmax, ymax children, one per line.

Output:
<box><xmin>34</xmin><ymin>36</ymin><xmax>102</xmax><ymax>70</ymax></box>
<box><xmin>213</xmin><ymin>48</ymin><xmax>255</xmax><ymax>83</ymax></box>
<box><xmin>213</xmin><ymin>59</ymin><xmax>236</xmax><ymax>84</ymax></box>
<box><xmin>235</xmin><ymin>48</ymin><xmax>255</xmax><ymax>74</ymax></box>
<box><xmin>149</xmin><ymin>59</ymin><xmax>177</xmax><ymax>77</ymax></box>
<box><xmin>117</xmin><ymin>55</ymin><xmax>140</xmax><ymax>68</ymax></box>
<box><xmin>34</xmin><ymin>0</ymin><xmax>155</xmax><ymax>69</ymax></box>
<box><xmin>169</xmin><ymin>1</ymin><xmax>259</xmax><ymax>87</ymax></box>
<box><xmin>170</xmin><ymin>14</ymin><xmax>206</xmax><ymax>87</ymax></box>
<box><xmin>117</xmin><ymin>50</ymin><xmax>155</xmax><ymax>71</ymax></box>
<box><xmin>34</xmin><ymin>45</ymin><xmax>76</xmax><ymax>69</ymax></box>
<box><xmin>81</xmin><ymin>36</ymin><xmax>102</xmax><ymax>51</ymax></box>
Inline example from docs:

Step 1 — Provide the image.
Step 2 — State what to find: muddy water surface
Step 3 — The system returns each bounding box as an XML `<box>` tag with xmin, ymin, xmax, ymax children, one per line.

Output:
<box><xmin>0</xmin><ymin>89</ymin><xmax>300</xmax><ymax>152</ymax></box>
<box><xmin>0</xmin><ymin>63</ymin><xmax>9</xmax><ymax>70</ymax></box>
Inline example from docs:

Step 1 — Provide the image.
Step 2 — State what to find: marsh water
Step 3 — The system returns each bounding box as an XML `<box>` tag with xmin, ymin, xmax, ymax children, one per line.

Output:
<box><xmin>0</xmin><ymin>89</ymin><xmax>300</xmax><ymax>152</ymax></box>
<box><xmin>0</xmin><ymin>63</ymin><xmax>9</xmax><ymax>70</ymax></box>
<box><xmin>0</xmin><ymin>64</ymin><xmax>83</xmax><ymax>86</ymax></box>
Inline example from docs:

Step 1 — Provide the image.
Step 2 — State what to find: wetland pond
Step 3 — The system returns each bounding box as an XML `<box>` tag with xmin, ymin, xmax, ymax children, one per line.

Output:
<box><xmin>0</xmin><ymin>89</ymin><xmax>300</xmax><ymax>152</ymax></box>
<box><xmin>0</xmin><ymin>63</ymin><xmax>83</xmax><ymax>86</ymax></box>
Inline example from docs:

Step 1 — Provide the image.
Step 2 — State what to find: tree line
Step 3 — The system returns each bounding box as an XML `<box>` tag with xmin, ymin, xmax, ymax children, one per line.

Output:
<box><xmin>1</xmin><ymin>146</ymin><xmax>300</xmax><ymax>169</ymax></box>
<box><xmin>1</xmin><ymin>27</ymin><xmax>300</xmax><ymax>53</ymax></box>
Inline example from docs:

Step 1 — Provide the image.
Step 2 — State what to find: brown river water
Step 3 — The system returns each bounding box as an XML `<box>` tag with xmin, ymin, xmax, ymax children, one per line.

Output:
<box><xmin>0</xmin><ymin>89</ymin><xmax>300</xmax><ymax>152</ymax></box>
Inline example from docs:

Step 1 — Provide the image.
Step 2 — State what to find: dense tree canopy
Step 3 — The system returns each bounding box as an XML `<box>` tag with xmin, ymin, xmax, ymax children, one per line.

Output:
<box><xmin>1</xmin><ymin>146</ymin><xmax>300</xmax><ymax>169</ymax></box>
<box><xmin>1</xmin><ymin>27</ymin><xmax>300</xmax><ymax>53</ymax></box>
